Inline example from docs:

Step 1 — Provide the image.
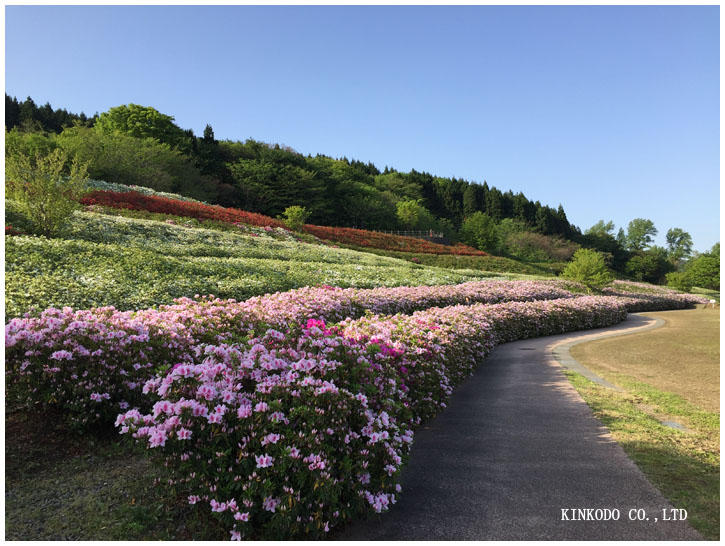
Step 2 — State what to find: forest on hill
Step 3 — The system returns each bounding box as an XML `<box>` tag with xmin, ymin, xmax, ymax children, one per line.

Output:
<box><xmin>4</xmin><ymin>95</ymin><xmax>575</xmax><ymax>234</ymax></box>
<box><xmin>6</xmin><ymin>94</ymin><xmax>716</xmax><ymax>285</ymax></box>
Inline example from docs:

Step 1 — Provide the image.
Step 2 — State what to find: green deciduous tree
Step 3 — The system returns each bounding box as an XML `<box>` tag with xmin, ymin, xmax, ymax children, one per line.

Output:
<box><xmin>460</xmin><ymin>212</ymin><xmax>500</xmax><ymax>253</ymax></box>
<box><xmin>56</xmin><ymin>126</ymin><xmax>217</xmax><ymax>201</ymax></box>
<box><xmin>684</xmin><ymin>254</ymin><xmax>720</xmax><ymax>290</ymax></box>
<box><xmin>5</xmin><ymin>127</ymin><xmax>58</xmax><ymax>159</ymax></box>
<box><xmin>560</xmin><ymin>248</ymin><xmax>614</xmax><ymax>292</ymax></box>
<box><xmin>396</xmin><ymin>199</ymin><xmax>421</xmax><ymax>229</ymax></box>
<box><xmin>665</xmin><ymin>272</ymin><xmax>693</xmax><ymax>292</ymax></box>
<box><xmin>625</xmin><ymin>246</ymin><xmax>673</xmax><ymax>284</ymax></box>
<box><xmin>5</xmin><ymin>148</ymin><xmax>89</xmax><ymax>236</ymax></box>
<box><xmin>585</xmin><ymin>220</ymin><xmax>615</xmax><ymax>237</ymax></box>
<box><xmin>665</xmin><ymin>227</ymin><xmax>693</xmax><ymax>266</ymax></box>
<box><xmin>626</xmin><ymin>218</ymin><xmax>657</xmax><ymax>251</ymax></box>
<box><xmin>95</xmin><ymin>104</ymin><xmax>188</xmax><ymax>149</ymax></box>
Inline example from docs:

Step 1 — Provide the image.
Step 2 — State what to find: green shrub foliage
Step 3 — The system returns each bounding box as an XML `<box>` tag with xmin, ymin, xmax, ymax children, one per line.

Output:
<box><xmin>282</xmin><ymin>205</ymin><xmax>310</xmax><ymax>231</ymax></box>
<box><xmin>560</xmin><ymin>248</ymin><xmax>613</xmax><ymax>293</ymax></box>
<box><xmin>5</xmin><ymin>148</ymin><xmax>89</xmax><ymax>236</ymax></box>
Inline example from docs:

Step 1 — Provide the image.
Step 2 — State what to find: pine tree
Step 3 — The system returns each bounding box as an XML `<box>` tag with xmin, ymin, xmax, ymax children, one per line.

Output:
<box><xmin>203</xmin><ymin>124</ymin><xmax>215</xmax><ymax>142</ymax></box>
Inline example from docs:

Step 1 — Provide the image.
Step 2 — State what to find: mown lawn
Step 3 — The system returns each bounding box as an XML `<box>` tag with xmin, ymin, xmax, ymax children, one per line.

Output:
<box><xmin>565</xmin><ymin>308</ymin><xmax>720</xmax><ymax>540</ymax></box>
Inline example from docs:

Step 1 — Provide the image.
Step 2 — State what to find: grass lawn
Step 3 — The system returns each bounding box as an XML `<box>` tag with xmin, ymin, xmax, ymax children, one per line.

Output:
<box><xmin>564</xmin><ymin>308</ymin><xmax>719</xmax><ymax>540</ymax></box>
<box><xmin>4</xmin><ymin>411</ymin><xmax>225</xmax><ymax>540</ymax></box>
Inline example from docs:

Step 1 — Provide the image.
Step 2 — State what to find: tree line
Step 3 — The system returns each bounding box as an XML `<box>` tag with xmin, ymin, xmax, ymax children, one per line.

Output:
<box><xmin>4</xmin><ymin>97</ymin><xmax>577</xmax><ymax>234</ymax></box>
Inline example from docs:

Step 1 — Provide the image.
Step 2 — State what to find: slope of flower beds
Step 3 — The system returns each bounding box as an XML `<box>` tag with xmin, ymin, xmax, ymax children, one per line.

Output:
<box><xmin>77</xmin><ymin>188</ymin><xmax>486</xmax><ymax>256</ymax></box>
<box><xmin>303</xmin><ymin>224</ymin><xmax>486</xmax><ymax>256</ymax></box>
<box><xmin>80</xmin><ymin>190</ymin><xmax>287</xmax><ymax>229</ymax></box>
<box><xmin>6</xmin><ymin>232</ymin><xmax>490</xmax><ymax>319</ymax></box>
<box><xmin>5</xmin><ymin>280</ymin><xmax>579</xmax><ymax>428</ymax></box>
<box><xmin>85</xmin><ymin>179</ymin><xmax>210</xmax><ymax>204</ymax></box>
<box><xmin>118</xmin><ymin>296</ymin><xmax>628</xmax><ymax>539</ymax></box>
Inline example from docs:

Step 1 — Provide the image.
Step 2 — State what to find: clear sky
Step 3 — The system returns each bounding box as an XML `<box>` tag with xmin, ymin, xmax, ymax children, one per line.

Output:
<box><xmin>5</xmin><ymin>5</ymin><xmax>720</xmax><ymax>251</ymax></box>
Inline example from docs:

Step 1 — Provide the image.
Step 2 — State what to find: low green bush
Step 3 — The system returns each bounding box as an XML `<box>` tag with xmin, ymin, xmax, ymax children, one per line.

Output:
<box><xmin>5</xmin><ymin>148</ymin><xmax>89</xmax><ymax>236</ymax></box>
<box><xmin>560</xmin><ymin>248</ymin><xmax>614</xmax><ymax>293</ymax></box>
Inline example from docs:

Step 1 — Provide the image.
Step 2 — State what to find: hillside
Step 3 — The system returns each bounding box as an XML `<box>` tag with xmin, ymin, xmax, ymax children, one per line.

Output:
<box><xmin>8</xmin><ymin>96</ymin><xmax>711</xmax><ymax>285</ymax></box>
<box><xmin>6</xmin><ymin>202</ymin><xmax>540</xmax><ymax>319</ymax></box>
<box><xmin>6</xmin><ymin>96</ymin><xmax>580</xmax><ymax>250</ymax></box>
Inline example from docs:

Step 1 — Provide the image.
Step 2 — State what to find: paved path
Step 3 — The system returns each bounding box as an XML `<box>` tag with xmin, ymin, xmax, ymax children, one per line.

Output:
<box><xmin>336</xmin><ymin>314</ymin><xmax>701</xmax><ymax>540</ymax></box>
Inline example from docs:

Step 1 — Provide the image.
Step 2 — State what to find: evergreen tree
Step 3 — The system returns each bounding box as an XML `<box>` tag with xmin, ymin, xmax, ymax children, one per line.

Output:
<box><xmin>485</xmin><ymin>187</ymin><xmax>503</xmax><ymax>221</ymax></box>
<box><xmin>462</xmin><ymin>184</ymin><xmax>479</xmax><ymax>217</ymax></box>
<box><xmin>19</xmin><ymin>96</ymin><xmax>38</xmax><ymax>128</ymax></box>
<box><xmin>5</xmin><ymin>94</ymin><xmax>20</xmax><ymax>130</ymax></box>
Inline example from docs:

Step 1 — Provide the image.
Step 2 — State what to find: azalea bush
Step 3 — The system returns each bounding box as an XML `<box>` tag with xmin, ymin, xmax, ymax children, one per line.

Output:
<box><xmin>118</xmin><ymin>322</ymin><xmax>412</xmax><ymax>540</ymax></box>
<box><xmin>5</xmin><ymin>305</ymin><xmax>203</xmax><ymax>429</ymax></box>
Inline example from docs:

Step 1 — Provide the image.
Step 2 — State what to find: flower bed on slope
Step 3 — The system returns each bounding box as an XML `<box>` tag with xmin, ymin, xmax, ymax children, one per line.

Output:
<box><xmin>85</xmin><ymin>179</ymin><xmax>211</xmax><ymax>204</ymax></box>
<box><xmin>6</xmin><ymin>234</ymin><xmax>491</xmax><ymax>319</ymax></box>
<box><xmin>80</xmin><ymin>190</ymin><xmax>286</xmax><ymax>229</ymax></box>
<box><xmin>303</xmin><ymin>224</ymin><xmax>486</xmax><ymax>256</ymax></box>
<box><xmin>77</xmin><ymin>189</ymin><xmax>485</xmax><ymax>256</ymax></box>
<box><xmin>5</xmin><ymin>280</ymin><xmax>578</xmax><ymax>430</ymax></box>
<box><xmin>117</xmin><ymin>296</ymin><xmax>630</xmax><ymax>540</ymax></box>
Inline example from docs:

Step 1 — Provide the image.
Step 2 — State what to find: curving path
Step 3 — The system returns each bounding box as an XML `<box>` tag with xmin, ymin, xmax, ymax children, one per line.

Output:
<box><xmin>336</xmin><ymin>314</ymin><xmax>701</xmax><ymax>540</ymax></box>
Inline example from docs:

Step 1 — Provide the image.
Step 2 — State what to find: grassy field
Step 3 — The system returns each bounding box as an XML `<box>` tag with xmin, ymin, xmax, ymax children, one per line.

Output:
<box><xmin>5</xmin><ymin>411</ymin><xmax>226</xmax><ymax>540</ymax></box>
<box><xmin>565</xmin><ymin>308</ymin><xmax>720</xmax><ymax>540</ymax></box>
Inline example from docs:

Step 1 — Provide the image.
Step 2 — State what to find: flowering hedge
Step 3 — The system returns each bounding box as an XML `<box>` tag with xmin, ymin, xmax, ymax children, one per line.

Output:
<box><xmin>602</xmin><ymin>286</ymin><xmax>708</xmax><ymax>312</ymax></box>
<box><xmin>5</xmin><ymin>280</ymin><xmax>579</xmax><ymax>429</ymax></box>
<box><xmin>6</xmin><ymin>279</ymin><xmax>707</xmax><ymax>431</ymax></box>
<box><xmin>80</xmin><ymin>190</ymin><xmax>287</xmax><ymax>229</ymax></box>
<box><xmin>118</xmin><ymin>295</ymin><xmax>630</xmax><ymax>539</ymax></box>
<box><xmin>303</xmin><ymin>224</ymin><xmax>486</xmax><ymax>256</ymax></box>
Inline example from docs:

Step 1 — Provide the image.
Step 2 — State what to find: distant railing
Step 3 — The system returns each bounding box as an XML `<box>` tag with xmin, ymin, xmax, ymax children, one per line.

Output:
<box><xmin>367</xmin><ymin>229</ymin><xmax>445</xmax><ymax>239</ymax></box>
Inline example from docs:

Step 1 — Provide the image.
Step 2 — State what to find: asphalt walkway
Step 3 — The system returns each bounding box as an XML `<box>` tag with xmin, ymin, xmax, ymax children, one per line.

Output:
<box><xmin>336</xmin><ymin>314</ymin><xmax>701</xmax><ymax>540</ymax></box>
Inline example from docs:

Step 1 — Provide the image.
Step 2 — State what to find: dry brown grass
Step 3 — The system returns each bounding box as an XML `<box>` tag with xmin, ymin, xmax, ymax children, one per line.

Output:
<box><xmin>570</xmin><ymin>308</ymin><xmax>720</xmax><ymax>412</ymax></box>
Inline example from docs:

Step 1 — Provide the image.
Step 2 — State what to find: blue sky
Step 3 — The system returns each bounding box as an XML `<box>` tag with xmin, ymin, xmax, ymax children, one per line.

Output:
<box><xmin>5</xmin><ymin>5</ymin><xmax>720</xmax><ymax>251</ymax></box>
